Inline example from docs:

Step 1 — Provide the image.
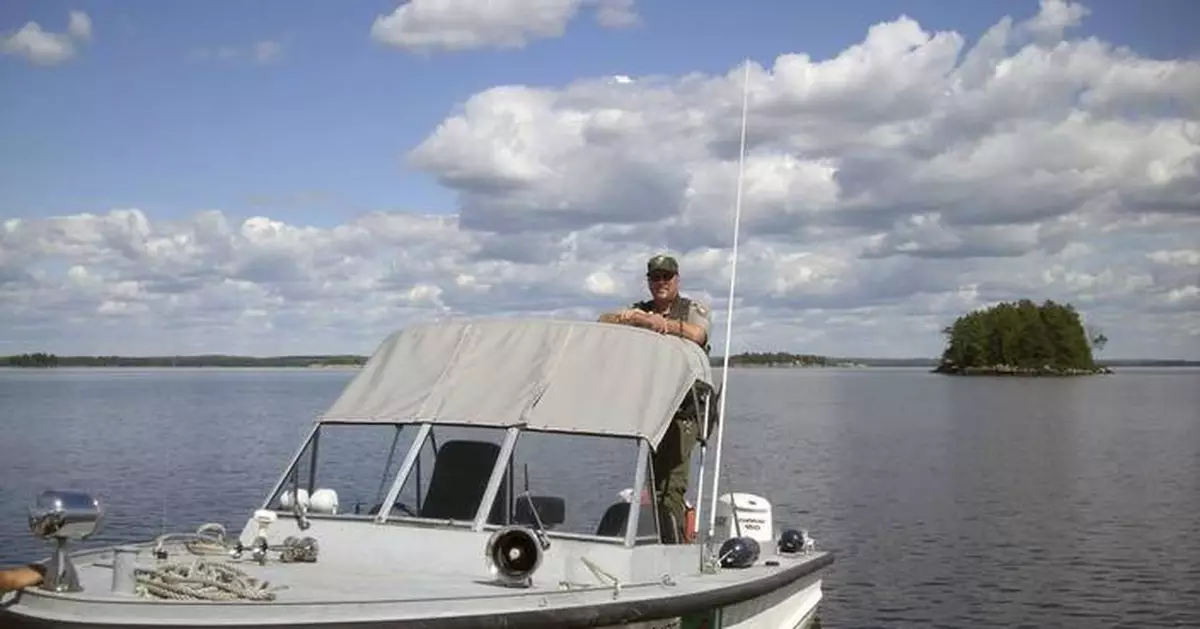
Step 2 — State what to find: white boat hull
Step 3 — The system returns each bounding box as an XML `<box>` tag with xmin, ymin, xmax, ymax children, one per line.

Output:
<box><xmin>1</xmin><ymin>543</ymin><xmax>830</xmax><ymax>629</ymax></box>
<box><xmin>610</xmin><ymin>570</ymin><xmax>822</xmax><ymax>629</ymax></box>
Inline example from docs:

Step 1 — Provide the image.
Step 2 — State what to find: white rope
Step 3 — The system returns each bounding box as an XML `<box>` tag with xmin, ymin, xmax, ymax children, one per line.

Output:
<box><xmin>151</xmin><ymin>522</ymin><xmax>230</xmax><ymax>557</ymax></box>
<box><xmin>132</xmin><ymin>522</ymin><xmax>313</xmax><ymax>601</ymax></box>
<box><xmin>134</xmin><ymin>559</ymin><xmax>278</xmax><ymax>601</ymax></box>
<box><xmin>136</xmin><ymin>523</ymin><xmax>273</xmax><ymax>601</ymax></box>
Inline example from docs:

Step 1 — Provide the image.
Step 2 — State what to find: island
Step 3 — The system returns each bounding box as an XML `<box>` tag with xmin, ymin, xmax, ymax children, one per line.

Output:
<box><xmin>934</xmin><ymin>299</ymin><xmax>1112</xmax><ymax>376</ymax></box>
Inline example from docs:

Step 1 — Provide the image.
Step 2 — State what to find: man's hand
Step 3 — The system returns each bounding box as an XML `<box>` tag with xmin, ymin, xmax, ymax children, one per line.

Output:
<box><xmin>600</xmin><ymin>309</ymin><xmax>713</xmax><ymax>346</ymax></box>
<box><xmin>600</xmin><ymin>310</ymin><xmax>704</xmax><ymax>341</ymax></box>
<box><xmin>598</xmin><ymin>310</ymin><xmax>626</xmax><ymax>324</ymax></box>
<box><xmin>629</xmin><ymin>311</ymin><xmax>673</xmax><ymax>334</ymax></box>
<box><xmin>642</xmin><ymin>312</ymin><xmax>669</xmax><ymax>333</ymax></box>
<box><xmin>0</xmin><ymin>563</ymin><xmax>45</xmax><ymax>591</ymax></box>
<box><xmin>599</xmin><ymin>309</ymin><xmax>638</xmax><ymax>325</ymax></box>
<box><xmin>599</xmin><ymin>309</ymin><xmax>666</xmax><ymax>332</ymax></box>
<box><xmin>616</xmin><ymin>310</ymin><xmax>656</xmax><ymax>332</ymax></box>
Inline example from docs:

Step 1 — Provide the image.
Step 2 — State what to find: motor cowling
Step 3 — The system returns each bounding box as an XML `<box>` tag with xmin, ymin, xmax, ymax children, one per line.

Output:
<box><xmin>713</xmin><ymin>492</ymin><xmax>774</xmax><ymax>546</ymax></box>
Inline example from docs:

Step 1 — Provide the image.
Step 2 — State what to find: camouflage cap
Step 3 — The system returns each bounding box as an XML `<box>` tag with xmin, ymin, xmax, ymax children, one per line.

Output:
<box><xmin>646</xmin><ymin>254</ymin><xmax>679</xmax><ymax>275</ymax></box>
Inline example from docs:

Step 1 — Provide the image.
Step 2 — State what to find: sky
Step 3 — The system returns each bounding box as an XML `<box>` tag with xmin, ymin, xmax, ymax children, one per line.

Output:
<box><xmin>1</xmin><ymin>0</ymin><xmax>1197</xmax><ymax>360</ymax></box>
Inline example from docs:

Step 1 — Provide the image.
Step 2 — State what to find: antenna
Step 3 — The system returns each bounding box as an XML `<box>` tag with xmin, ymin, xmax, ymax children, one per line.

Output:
<box><xmin>706</xmin><ymin>59</ymin><xmax>751</xmax><ymax>540</ymax></box>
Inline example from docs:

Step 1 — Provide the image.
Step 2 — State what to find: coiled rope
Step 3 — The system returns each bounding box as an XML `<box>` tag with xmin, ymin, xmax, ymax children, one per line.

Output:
<box><xmin>133</xmin><ymin>559</ymin><xmax>277</xmax><ymax>601</ymax></box>
<box><xmin>151</xmin><ymin>522</ymin><xmax>231</xmax><ymax>557</ymax></box>
<box><xmin>278</xmin><ymin>536</ymin><xmax>319</xmax><ymax>563</ymax></box>
<box><xmin>131</xmin><ymin>522</ymin><xmax>315</xmax><ymax>601</ymax></box>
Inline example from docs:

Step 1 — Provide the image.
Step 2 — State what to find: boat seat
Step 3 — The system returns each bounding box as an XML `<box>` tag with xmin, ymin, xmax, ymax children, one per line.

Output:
<box><xmin>595</xmin><ymin>502</ymin><xmax>630</xmax><ymax>537</ymax></box>
<box><xmin>419</xmin><ymin>439</ymin><xmax>507</xmax><ymax>523</ymax></box>
<box><xmin>513</xmin><ymin>495</ymin><xmax>566</xmax><ymax>530</ymax></box>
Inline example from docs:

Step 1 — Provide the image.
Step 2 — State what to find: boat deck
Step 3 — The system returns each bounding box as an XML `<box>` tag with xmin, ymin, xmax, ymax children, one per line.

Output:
<box><xmin>2</xmin><ymin>537</ymin><xmax>833</xmax><ymax>628</ymax></box>
<box><xmin>79</xmin><ymin>541</ymin><xmax>590</xmax><ymax>602</ymax></box>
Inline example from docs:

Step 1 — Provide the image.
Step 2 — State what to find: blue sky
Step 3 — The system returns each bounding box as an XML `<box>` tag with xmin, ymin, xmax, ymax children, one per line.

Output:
<box><xmin>2</xmin><ymin>0</ymin><xmax>1198</xmax><ymax>358</ymax></box>
<box><xmin>3</xmin><ymin>0</ymin><xmax>1196</xmax><ymax>227</ymax></box>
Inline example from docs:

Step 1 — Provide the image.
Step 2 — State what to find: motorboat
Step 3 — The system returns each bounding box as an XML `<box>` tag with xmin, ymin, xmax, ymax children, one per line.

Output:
<box><xmin>0</xmin><ymin>318</ymin><xmax>833</xmax><ymax>628</ymax></box>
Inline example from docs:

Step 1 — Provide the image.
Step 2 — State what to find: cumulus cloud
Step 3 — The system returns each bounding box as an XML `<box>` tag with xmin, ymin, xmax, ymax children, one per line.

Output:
<box><xmin>67</xmin><ymin>11</ymin><xmax>92</xmax><ymax>41</ymax></box>
<box><xmin>3</xmin><ymin>0</ymin><xmax>1198</xmax><ymax>359</ymax></box>
<box><xmin>370</xmin><ymin>0</ymin><xmax>640</xmax><ymax>53</ymax></box>
<box><xmin>1</xmin><ymin>10</ymin><xmax>91</xmax><ymax>66</ymax></box>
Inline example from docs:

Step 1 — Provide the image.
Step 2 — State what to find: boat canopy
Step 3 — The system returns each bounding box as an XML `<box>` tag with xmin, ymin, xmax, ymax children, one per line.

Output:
<box><xmin>318</xmin><ymin>318</ymin><xmax>715</xmax><ymax>447</ymax></box>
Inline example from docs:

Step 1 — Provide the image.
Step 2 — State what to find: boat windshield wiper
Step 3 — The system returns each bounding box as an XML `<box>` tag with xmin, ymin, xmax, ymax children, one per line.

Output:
<box><xmin>514</xmin><ymin>465</ymin><xmax>549</xmax><ymax>549</ymax></box>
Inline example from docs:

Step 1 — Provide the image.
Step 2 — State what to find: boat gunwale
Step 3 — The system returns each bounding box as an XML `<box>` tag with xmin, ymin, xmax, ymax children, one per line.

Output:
<box><xmin>3</xmin><ymin>547</ymin><xmax>832</xmax><ymax>628</ymax></box>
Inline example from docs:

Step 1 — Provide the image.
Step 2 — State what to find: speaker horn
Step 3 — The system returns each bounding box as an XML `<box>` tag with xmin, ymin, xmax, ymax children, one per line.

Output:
<box><xmin>484</xmin><ymin>526</ymin><xmax>544</xmax><ymax>588</ymax></box>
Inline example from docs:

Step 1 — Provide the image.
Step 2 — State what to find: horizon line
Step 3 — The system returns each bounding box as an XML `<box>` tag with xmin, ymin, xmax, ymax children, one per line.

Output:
<box><xmin>2</xmin><ymin>352</ymin><xmax>1198</xmax><ymax>364</ymax></box>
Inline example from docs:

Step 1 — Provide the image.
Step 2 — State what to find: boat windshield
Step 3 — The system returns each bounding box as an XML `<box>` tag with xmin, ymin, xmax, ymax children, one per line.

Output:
<box><xmin>264</xmin><ymin>423</ymin><xmax>661</xmax><ymax>543</ymax></box>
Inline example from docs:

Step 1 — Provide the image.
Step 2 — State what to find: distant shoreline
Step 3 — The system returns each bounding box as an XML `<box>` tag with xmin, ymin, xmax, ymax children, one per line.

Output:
<box><xmin>3</xmin><ymin>353</ymin><xmax>1197</xmax><ymax>369</ymax></box>
<box><xmin>932</xmin><ymin>364</ymin><xmax>1116</xmax><ymax>377</ymax></box>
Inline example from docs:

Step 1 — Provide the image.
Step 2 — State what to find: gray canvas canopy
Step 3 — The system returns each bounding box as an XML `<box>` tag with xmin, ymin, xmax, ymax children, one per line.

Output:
<box><xmin>319</xmin><ymin>318</ymin><xmax>715</xmax><ymax>447</ymax></box>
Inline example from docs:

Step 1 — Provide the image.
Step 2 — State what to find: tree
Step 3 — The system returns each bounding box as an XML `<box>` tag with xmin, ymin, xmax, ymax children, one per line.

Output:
<box><xmin>6</xmin><ymin>352</ymin><xmax>59</xmax><ymax>368</ymax></box>
<box><xmin>1086</xmin><ymin>324</ymin><xmax>1108</xmax><ymax>353</ymax></box>
<box><xmin>937</xmin><ymin>300</ymin><xmax>1105</xmax><ymax>375</ymax></box>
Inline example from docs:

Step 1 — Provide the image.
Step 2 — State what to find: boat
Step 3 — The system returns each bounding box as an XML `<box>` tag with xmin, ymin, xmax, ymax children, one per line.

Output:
<box><xmin>0</xmin><ymin>317</ymin><xmax>833</xmax><ymax>628</ymax></box>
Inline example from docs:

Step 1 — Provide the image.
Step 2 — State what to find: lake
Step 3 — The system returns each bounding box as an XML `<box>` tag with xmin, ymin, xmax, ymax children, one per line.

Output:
<box><xmin>1</xmin><ymin>366</ymin><xmax>1197</xmax><ymax>628</ymax></box>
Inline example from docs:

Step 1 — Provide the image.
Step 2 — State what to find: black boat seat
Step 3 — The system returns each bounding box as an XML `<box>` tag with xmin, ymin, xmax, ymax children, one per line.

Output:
<box><xmin>419</xmin><ymin>440</ymin><xmax>506</xmax><ymax>523</ymax></box>
<box><xmin>595</xmin><ymin>502</ymin><xmax>630</xmax><ymax>537</ymax></box>
<box><xmin>513</xmin><ymin>495</ymin><xmax>566</xmax><ymax>529</ymax></box>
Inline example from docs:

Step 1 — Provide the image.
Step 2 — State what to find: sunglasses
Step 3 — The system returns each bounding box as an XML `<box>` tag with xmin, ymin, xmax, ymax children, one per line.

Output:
<box><xmin>647</xmin><ymin>272</ymin><xmax>676</xmax><ymax>282</ymax></box>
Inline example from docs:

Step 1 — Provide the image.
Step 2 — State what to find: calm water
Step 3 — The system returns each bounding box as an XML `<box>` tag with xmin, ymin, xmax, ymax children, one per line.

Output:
<box><xmin>1</xmin><ymin>366</ymin><xmax>1197</xmax><ymax>628</ymax></box>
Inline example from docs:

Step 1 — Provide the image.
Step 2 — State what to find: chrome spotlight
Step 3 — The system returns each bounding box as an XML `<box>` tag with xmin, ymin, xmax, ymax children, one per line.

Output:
<box><xmin>28</xmin><ymin>490</ymin><xmax>104</xmax><ymax>592</ymax></box>
<box><xmin>484</xmin><ymin>526</ymin><xmax>544</xmax><ymax>588</ymax></box>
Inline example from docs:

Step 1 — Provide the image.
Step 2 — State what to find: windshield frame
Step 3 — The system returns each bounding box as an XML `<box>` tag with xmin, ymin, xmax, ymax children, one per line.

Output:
<box><xmin>262</xmin><ymin>420</ymin><xmax>661</xmax><ymax>547</ymax></box>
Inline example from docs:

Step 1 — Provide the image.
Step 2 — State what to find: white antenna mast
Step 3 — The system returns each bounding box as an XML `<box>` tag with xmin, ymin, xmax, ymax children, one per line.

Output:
<box><xmin>706</xmin><ymin>58</ymin><xmax>751</xmax><ymax>539</ymax></box>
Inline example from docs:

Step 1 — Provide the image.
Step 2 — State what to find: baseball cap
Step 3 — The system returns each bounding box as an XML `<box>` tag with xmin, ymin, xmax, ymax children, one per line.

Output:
<box><xmin>646</xmin><ymin>254</ymin><xmax>679</xmax><ymax>275</ymax></box>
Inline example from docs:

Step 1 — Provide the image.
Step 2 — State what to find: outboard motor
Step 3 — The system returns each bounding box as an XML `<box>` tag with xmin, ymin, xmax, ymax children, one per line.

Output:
<box><xmin>714</xmin><ymin>492</ymin><xmax>774</xmax><ymax>546</ymax></box>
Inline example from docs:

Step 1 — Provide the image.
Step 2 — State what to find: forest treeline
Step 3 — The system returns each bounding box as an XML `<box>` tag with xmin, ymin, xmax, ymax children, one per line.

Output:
<box><xmin>715</xmin><ymin>352</ymin><xmax>833</xmax><ymax>367</ymax></box>
<box><xmin>6</xmin><ymin>351</ymin><xmax>842</xmax><ymax>369</ymax></box>
<box><xmin>4</xmin><ymin>354</ymin><xmax>367</xmax><ymax>368</ymax></box>
<box><xmin>6</xmin><ymin>352</ymin><xmax>59</xmax><ymax>368</ymax></box>
<box><xmin>5</xmin><ymin>351</ymin><xmax>1196</xmax><ymax>370</ymax></box>
<box><xmin>936</xmin><ymin>299</ymin><xmax>1110</xmax><ymax>376</ymax></box>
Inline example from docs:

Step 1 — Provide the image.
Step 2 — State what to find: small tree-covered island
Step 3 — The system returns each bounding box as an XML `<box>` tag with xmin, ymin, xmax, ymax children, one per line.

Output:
<box><xmin>935</xmin><ymin>299</ymin><xmax>1113</xmax><ymax>377</ymax></box>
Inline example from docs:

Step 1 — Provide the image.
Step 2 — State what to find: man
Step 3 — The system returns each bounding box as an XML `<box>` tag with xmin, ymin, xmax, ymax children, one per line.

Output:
<box><xmin>598</xmin><ymin>254</ymin><xmax>711</xmax><ymax>544</ymax></box>
<box><xmin>599</xmin><ymin>254</ymin><xmax>711</xmax><ymax>351</ymax></box>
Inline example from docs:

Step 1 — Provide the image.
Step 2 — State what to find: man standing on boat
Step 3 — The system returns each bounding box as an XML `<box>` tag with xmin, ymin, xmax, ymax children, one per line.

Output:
<box><xmin>598</xmin><ymin>253</ymin><xmax>711</xmax><ymax>544</ymax></box>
